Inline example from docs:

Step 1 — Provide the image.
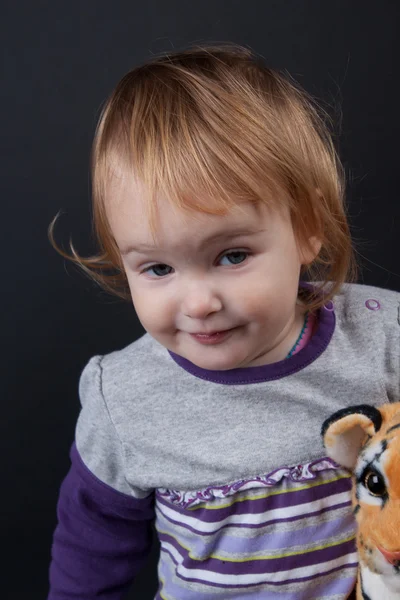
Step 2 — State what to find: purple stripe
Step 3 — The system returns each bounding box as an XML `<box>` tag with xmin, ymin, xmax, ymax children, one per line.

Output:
<box><xmin>168</xmin><ymin>285</ymin><xmax>335</xmax><ymax>385</ymax></box>
<box><xmin>156</xmin><ymin>558</ymin><xmax>356</xmax><ymax>598</ymax></box>
<box><xmin>160</xmin><ymin>541</ymin><xmax>357</xmax><ymax>589</ymax></box>
<box><xmin>157</xmin><ymin>457</ymin><xmax>343</xmax><ymax>510</ymax></box>
<box><xmin>157</xmin><ymin>510</ymin><xmax>356</xmax><ymax>558</ymax></box>
<box><xmin>159</xmin><ymin>532</ymin><xmax>355</xmax><ymax>575</ymax></box>
<box><xmin>157</xmin><ymin>498</ymin><xmax>352</xmax><ymax>538</ymax></box>
<box><xmin>156</xmin><ymin>475</ymin><xmax>352</xmax><ymax>524</ymax></box>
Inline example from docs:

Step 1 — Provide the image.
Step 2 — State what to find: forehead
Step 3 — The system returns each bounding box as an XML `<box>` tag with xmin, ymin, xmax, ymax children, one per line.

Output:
<box><xmin>106</xmin><ymin>173</ymin><xmax>289</xmax><ymax>249</ymax></box>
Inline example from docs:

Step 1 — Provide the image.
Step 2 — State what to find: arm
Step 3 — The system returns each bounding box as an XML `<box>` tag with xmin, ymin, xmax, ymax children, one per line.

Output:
<box><xmin>49</xmin><ymin>444</ymin><xmax>155</xmax><ymax>600</ymax></box>
<box><xmin>48</xmin><ymin>356</ymin><xmax>155</xmax><ymax>599</ymax></box>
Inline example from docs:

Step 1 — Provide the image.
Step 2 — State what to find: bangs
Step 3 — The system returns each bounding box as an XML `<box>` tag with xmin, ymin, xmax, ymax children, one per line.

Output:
<box><xmin>93</xmin><ymin>57</ymin><xmax>294</xmax><ymax>226</ymax></box>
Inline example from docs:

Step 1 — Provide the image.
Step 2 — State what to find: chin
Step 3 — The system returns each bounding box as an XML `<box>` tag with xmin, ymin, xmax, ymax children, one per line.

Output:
<box><xmin>188</xmin><ymin>353</ymin><xmax>244</xmax><ymax>371</ymax></box>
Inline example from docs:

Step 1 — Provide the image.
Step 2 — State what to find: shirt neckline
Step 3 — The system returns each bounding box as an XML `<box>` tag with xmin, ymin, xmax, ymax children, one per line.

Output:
<box><xmin>168</xmin><ymin>300</ymin><xmax>335</xmax><ymax>385</ymax></box>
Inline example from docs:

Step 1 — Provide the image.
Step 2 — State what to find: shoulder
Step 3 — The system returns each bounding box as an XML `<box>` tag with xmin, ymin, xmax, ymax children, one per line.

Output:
<box><xmin>330</xmin><ymin>283</ymin><xmax>399</xmax><ymax>376</ymax></box>
<box><xmin>101</xmin><ymin>332</ymin><xmax>167</xmax><ymax>369</ymax></box>
<box><xmin>79</xmin><ymin>333</ymin><xmax>174</xmax><ymax>402</ymax></box>
<box><xmin>328</xmin><ymin>283</ymin><xmax>399</xmax><ymax>403</ymax></box>
<box><xmin>103</xmin><ymin>332</ymin><xmax>170</xmax><ymax>377</ymax></box>
<box><xmin>76</xmin><ymin>335</ymin><xmax>165</xmax><ymax>495</ymax></box>
<box><xmin>82</xmin><ymin>331</ymin><xmax>166</xmax><ymax>370</ymax></box>
<box><xmin>332</xmin><ymin>282</ymin><xmax>399</xmax><ymax>324</ymax></box>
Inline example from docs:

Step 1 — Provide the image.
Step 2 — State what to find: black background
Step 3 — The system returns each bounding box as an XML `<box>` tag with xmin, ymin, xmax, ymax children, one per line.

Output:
<box><xmin>2</xmin><ymin>2</ymin><xmax>399</xmax><ymax>599</ymax></box>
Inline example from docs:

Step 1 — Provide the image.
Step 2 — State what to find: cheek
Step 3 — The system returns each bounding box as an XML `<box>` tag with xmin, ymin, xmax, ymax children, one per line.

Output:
<box><xmin>128</xmin><ymin>283</ymin><xmax>175</xmax><ymax>332</ymax></box>
<box><xmin>230</xmin><ymin>273</ymin><xmax>298</xmax><ymax>318</ymax></box>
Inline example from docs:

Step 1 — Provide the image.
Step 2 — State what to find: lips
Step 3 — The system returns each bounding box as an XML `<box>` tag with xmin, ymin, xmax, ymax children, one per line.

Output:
<box><xmin>378</xmin><ymin>546</ymin><xmax>400</xmax><ymax>566</ymax></box>
<box><xmin>192</xmin><ymin>331</ymin><xmax>227</xmax><ymax>336</ymax></box>
<box><xmin>189</xmin><ymin>328</ymin><xmax>234</xmax><ymax>345</ymax></box>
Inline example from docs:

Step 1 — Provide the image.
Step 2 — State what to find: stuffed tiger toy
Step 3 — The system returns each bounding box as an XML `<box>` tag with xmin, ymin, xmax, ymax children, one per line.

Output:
<box><xmin>322</xmin><ymin>403</ymin><xmax>400</xmax><ymax>600</ymax></box>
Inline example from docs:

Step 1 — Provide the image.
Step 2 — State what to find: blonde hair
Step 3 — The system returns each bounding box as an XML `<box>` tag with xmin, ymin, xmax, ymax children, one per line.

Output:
<box><xmin>50</xmin><ymin>44</ymin><xmax>356</xmax><ymax>310</ymax></box>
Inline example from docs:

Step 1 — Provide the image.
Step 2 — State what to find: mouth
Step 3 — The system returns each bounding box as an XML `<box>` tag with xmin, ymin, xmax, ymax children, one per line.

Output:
<box><xmin>189</xmin><ymin>328</ymin><xmax>235</xmax><ymax>345</ymax></box>
<box><xmin>377</xmin><ymin>545</ymin><xmax>400</xmax><ymax>567</ymax></box>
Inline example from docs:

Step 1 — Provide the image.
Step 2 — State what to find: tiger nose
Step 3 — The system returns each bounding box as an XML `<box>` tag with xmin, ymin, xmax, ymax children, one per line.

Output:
<box><xmin>378</xmin><ymin>546</ymin><xmax>400</xmax><ymax>565</ymax></box>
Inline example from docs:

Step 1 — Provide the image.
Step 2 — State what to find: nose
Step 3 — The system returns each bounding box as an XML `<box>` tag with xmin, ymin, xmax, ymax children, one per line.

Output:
<box><xmin>378</xmin><ymin>546</ymin><xmax>400</xmax><ymax>565</ymax></box>
<box><xmin>181</xmin><ymin>280</ymin><xmax>222</xmax><ymax>319</ymax></box>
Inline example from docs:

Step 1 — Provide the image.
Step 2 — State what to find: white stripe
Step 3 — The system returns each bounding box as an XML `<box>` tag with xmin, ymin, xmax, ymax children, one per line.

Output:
<box><xmin>156</xmin><ymin>490</ymin><xmax>351</xmax><ymax>534</ymax></box>
<box><xmin>161</xmin><ymin>542</ymin><xmax>358</xmax><ymax>585</ymax></box>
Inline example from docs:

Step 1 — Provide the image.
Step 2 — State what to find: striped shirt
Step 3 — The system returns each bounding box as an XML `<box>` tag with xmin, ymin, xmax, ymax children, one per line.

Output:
<box><xmin>48</xmin><ymin>283</ymin><xmax>400</xmax><ymax>599</ymax></box>
<box><xmin>155</xmin><ymin>463</ymin><xmax>356</xmax><ymax>598</ymax></box>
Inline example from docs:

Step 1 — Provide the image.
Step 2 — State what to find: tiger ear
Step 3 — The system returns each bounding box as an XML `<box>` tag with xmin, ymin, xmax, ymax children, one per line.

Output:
<box><xmin>321</xmin><ymin>405</ymin><xmax>382</xmax><ymax>470</ymax></box>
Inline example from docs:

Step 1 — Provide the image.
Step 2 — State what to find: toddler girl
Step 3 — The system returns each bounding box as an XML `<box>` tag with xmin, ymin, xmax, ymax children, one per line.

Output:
<box><xmin>48</xmin><ymin>44</ymin><xmax>400</xmax><ymax>599</ymax></box>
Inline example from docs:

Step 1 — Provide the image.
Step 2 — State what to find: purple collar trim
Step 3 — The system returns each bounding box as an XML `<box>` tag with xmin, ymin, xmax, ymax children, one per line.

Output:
<box><xmin>168</xmin><ymin>300</ymin><xmax>335</xmax><ymax>385</ymax></box>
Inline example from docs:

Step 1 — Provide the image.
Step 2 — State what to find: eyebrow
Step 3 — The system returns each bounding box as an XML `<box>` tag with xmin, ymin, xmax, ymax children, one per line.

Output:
<box><xmin>120</xmin><ymin>227</ymin><xmax>267</xmax><ymax>256</ymax></box>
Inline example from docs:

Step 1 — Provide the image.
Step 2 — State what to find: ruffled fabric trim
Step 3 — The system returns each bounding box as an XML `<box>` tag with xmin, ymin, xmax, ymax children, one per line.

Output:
<box><xmin>157</xmin><ymin>457</ymin><xmax>342</xmax><ymax>508</ymax></box>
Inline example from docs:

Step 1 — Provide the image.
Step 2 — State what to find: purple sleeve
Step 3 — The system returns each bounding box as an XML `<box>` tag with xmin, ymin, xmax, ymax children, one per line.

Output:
<box><xmin>48</xmin><ymin>443</ymin><xmax>155</xmax><ymax>600</ymax></box>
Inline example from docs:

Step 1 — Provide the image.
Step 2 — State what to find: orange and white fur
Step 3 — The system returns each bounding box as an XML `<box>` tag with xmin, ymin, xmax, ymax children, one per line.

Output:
<box><xmin>322</xmin><ymin>403</ymin><xmax>400</xmax><ymax>600</ymax></box>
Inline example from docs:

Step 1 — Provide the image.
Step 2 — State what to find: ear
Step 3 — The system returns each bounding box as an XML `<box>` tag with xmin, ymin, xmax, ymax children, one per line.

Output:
<box><xmin>299</xmin><ymin>235</ymin><xmax>322</xmax><ymax>266</ymax></box>
<box><xmin>321</xmin><ymin>405</ymin><xmax>383</xmax><ymax>470</ymax></box>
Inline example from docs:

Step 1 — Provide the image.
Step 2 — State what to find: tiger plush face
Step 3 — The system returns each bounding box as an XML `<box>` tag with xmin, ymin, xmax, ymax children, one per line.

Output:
<box><xmin>322</xmin><ymin>403</ymin><xmax>400</xmax><ymax>599</ymax></box>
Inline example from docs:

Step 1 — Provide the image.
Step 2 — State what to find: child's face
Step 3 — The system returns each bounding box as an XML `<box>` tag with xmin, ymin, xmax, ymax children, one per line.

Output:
<box><xmin>108</xmin><ymin>179</ymin><xmax>316</xmax><ymax>370</ymax></box>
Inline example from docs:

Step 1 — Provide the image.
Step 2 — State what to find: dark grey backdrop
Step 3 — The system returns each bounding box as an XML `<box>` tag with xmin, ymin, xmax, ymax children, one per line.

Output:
<box><xmin>2</xmin><ymin>1</ymin><xmax>399</xmax><ymax>599</ymax></box>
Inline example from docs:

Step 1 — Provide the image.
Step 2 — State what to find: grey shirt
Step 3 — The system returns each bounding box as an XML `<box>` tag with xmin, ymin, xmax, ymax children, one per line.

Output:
<box><xmin>75</xmin><ymin>283</ymin><xmax>400</xmax><ymax>497</ymax></box>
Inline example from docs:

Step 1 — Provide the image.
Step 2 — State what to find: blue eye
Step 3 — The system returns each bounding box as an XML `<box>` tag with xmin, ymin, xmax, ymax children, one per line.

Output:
<box><xmin>219</xmin><ymin>251</ymin><xmax>248</xmax><ymax>266</ymax></box>
<box><xmin>144</xmin><ymin>264</ymin><xmax>173</xmax><ymax>277</ymax></box>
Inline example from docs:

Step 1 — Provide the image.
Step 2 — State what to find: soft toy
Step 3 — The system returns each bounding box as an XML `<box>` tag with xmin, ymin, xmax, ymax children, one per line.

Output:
<box><xmin>321</xmin><ymin>403</ymin><xmax>400</xmax><ymax>600</ymax></box>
